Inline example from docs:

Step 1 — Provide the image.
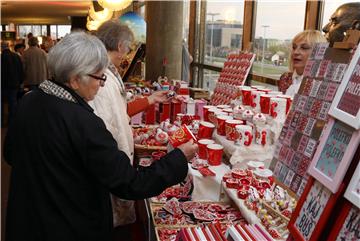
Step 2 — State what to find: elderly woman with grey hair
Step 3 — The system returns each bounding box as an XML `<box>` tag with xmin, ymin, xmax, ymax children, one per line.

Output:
<box><xmin>4</xmin><ymin>31</ymin><xmax>197</xmax><ymax>241</ymax></box>
<box><xmin>89</xmin><ymin>20</ymin><xmax>173</xmax><ymax>229</ymax></box>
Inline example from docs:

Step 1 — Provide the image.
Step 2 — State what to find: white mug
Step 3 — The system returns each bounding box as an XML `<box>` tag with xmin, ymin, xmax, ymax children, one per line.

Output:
<box><xmin>270</xmin><ymin>97</ymin><xmax>287</xmax><ymax>121</ymax></box>
<box><xmin>255</xmin><ymin>125</ymin><xmax>271</xmax><ymax>146</ymax></box>
<box><xmin>235</xmin><ymin>125</ymin><xmax>253</xmax><ymax>146</ymax></box>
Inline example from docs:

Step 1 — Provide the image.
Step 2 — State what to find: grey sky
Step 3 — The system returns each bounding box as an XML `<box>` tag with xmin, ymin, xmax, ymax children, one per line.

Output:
<box><xmin>206</xmin><ymin>0</ymin><xmax>355</xmax><ymax>40</ymax></box>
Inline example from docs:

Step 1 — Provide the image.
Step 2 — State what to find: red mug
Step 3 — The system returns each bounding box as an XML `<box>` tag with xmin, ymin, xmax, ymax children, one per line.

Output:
<box><xmin>168</xmin><ymin>124</ymin><xmax>197</xmax><ymax>147</ymax></box>
<box><xmin>203</xmin><ymin>105</ymin><xmax>215</xmax><ymax>121</ymax></box>
<box><xmin>242</xmin><ymin>89</ymin><xmax>253</xmax><ymax>106</ymax></box>
<box><xmin>197</xmin><ymin>121</ymin><xmax>215</xmax><ymax>139</ymax></box>
<box><xmin>216</xmin><ymin>115</ymin><xmax>233</xmax><ymax>136</ymax></box>
<box><xmin>260</xmin><ymin>94</ymin><xmax>272</xmax><ymax>114</ymax></box>
<box><xmin>197</xmin><ymin>139</ymin><xmax>215</xmax><ymax>159</ymax></box>
<box><xmin>225</xmin><ymin>119</ymin><xmax>244</xmax><ymax>141</ymax></box>
<box><xmin>207</xmin><ymin>144</ymin><xmax>223</xmax><ymax>166</ymax></box>
<box><xmin>207</xmin><ymin>108</ymin><xmax>220</xmax><ymax>124</ymax></box>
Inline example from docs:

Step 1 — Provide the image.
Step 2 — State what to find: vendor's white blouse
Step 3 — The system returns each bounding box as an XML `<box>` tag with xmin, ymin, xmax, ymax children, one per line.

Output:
<box><xmin>285</xmin><ymin>71</ymin><xmax>303</xmax><ymax>97</ymax></box>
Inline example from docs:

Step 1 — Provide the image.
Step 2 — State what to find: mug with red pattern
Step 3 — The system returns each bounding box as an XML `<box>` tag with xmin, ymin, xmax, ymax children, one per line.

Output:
<box><xmin>277</xmin><ymin>95</ymin><xmax>293</xmax><ymax>114</ymax></box>
<box><xmin>216</xmin><ymin>115</ymin><xmax>233</xmax><ymax>136</ymax></box>
<box><xmin>197</xmin><ymin>139</ymin><xmax>215</xmax><ymax>159</ymax></box>
<box><xmin>260</xmin><ymin>94</ymin><xmax>272</xmax><ymax>114</ymax></box>
<box><xmin>241</xmin><ymin>88</ymin><xmax>253</xmax><ymax>106</ymax></box>
<box><xmin>203</xmin><ymin>105</ymin><xmax>215</xmax><ymax>121</ymax></box>
<box><xmin>197</xmin><ymin>121</ymin><xmax>215</xmax><ymax>139</ymax></box>
<box><xmin>270</xmin><ymin>97</ymin><xmax>287</xmax><ymax>121</ymax></box>
<box><xmin>225</xmin><ymin>119</ymin><xmax>245</xmax><ymax>141</ymax></box>
<box><xmin>255</xmin><ymin>125</ymin><xmax>271</xmax><ymax>146</ymax></box>
<box><xmin>207</xmin><ymin>144</ymin><xmax>223</xmax><ymax>166</ymax></box>
<box><xmin>235</xmin><ymin>125</ymin><xmax>253</xmax><ymax>146</ymax></box>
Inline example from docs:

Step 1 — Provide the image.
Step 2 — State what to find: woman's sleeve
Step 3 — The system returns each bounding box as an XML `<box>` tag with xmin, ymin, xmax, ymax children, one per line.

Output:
<box><xmin>83</xmin><ymin>117</ymin><xmax>188</xmax><ymax>200</ymax></box>
<box><xmin>127</xmin><ymin>97</ymin><xmax>150</xmax><ymax>117</ymax></box>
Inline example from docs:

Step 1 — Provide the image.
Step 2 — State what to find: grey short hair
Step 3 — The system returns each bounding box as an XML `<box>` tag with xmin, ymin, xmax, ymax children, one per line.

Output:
<box><xmin>96</xmin><ymin>20</ymin><xmax>134</xmax><ymax>51</ymax></box>
<box><xmin>28</xmin><ymin>37</ymin><xmax>39</xmax><ymax>46</ymax></box>
<box><xmin>47</xmin><ymin>31</ymin><xmax>109</xmax><ymax>84</ymax></box>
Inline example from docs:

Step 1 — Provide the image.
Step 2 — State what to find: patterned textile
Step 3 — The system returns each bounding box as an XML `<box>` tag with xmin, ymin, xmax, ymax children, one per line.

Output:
<box><xmin>108</xmin><ymin>63</ymin><xmax>127</xmax><ymax>100</ymax></box>
<box><xmin>278</xmin><ymin>72</ymin><xmax>293</xmax><ymax>94</ymax></box>
<box><xmin>39</xmin><ymin>80</ymin><xmax>77</xmax><ymax>103</ymax></box>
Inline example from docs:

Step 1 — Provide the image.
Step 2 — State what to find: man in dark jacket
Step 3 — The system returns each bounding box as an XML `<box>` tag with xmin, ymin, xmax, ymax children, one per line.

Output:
<box><xmin>1</xmin><ymin>41</ymin><xmax>24</xmax><ymax>126</ymax></box>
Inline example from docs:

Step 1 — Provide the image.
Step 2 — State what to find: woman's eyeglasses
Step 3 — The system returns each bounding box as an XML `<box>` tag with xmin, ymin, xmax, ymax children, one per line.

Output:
<box><xmin>88</xmin><ymin>74</ymin><xmax>107</xmax><ymax>83</ymax></box>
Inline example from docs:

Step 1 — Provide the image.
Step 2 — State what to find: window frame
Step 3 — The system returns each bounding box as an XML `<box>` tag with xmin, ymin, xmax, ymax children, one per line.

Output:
<box><xmin>188</xmin><ymin>0</ymin><xmax>323</xmax><ymax>88</ymax></box>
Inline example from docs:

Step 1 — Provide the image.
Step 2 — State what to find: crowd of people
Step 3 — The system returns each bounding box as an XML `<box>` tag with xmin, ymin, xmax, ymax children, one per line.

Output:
<box><xmin>1</xmin><ymin>2</ymin><xmax>360</xmax><ymax>241</ymax></box>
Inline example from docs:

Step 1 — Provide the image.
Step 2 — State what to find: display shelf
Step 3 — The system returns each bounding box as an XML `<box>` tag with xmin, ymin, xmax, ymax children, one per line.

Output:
<box><xmin>213</xmin><ymin>132</ymin><xmax>274</xmax><ymax>168</ymax></box>
<box><xmin>221</xmin><ymin>182</ymin><xmax>261</xmax><ymax>225</ymax></box>
<box><xmin>189</xmin><ymin>163</ymin><xmax>231</xmax><ymax>201</ymax></box>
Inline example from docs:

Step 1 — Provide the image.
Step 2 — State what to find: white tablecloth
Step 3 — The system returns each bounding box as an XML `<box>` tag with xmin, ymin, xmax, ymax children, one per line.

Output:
<box><xmin>189</xmin><ymin>163</ymin><xmax>230</xmax><ymax>201</ymax></box>
<box><xmin>212</xmin><ymin>132</ymin><xmax>274</xmax><ymax>169</ymax></box>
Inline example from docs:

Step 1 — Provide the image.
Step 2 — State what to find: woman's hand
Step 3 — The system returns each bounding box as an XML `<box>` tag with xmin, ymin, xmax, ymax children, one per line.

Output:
<box><xmin>177</xmin><ymin>139</ymin><xmax>198</xmax><ymax>161</ymax></box>
<box><xmin>147</xmin><ymin>90</ymin><xmax>170</xmax><ymax>105</ymax></box>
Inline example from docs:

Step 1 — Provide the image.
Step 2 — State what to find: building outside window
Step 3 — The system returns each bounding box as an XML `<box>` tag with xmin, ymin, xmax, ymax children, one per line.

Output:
<box><xmin>252</xmin><ymin>0</ymin><xmax>306</xmax><ymax>80</ymax></box>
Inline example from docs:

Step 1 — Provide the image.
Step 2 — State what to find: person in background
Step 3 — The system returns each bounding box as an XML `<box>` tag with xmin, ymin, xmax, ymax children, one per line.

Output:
<box><xmin>90</xmin><ymin>20</ymin><xmax>171</xmax><ymax>234</ymax></box>
<box><xmin>278</xmin><ymin>30</ymin><xmax>326</xmax><ymax>96</ymax></box>
<box><xmin>4</xmin><ymin>31</ymin><xmax>198</xmax><ymax>241</ymax></box>
<box><xmin>182</xmin><ymin>39</ymin><xmax>193</xmax><ymax>82</ymax></box>
<box><xmin>23</xmin><ymin>36</ymin><xmax>48</xmax><ymax>90</ymax></box>
<box><xmin>322</xmin><ymin>2</ymin><xmax>360</xmax><ymax>47</ymax></box>
<box><xmin>1</xmin><ymin>41</ymin><xmax>24</xmax><ymax>127</ymax></box>
<box><xmin>14</xmin><ymin>43</ymin><xmax>25</xmax><ymax>57</ymax></box>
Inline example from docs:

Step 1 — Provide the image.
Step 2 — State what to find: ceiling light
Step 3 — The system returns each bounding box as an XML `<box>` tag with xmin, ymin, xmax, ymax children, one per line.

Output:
<box><xmin>97</xmin><ymin>0</ymin><xmax>132</xmax><ymax>12</ymax></box>
<box><xmin>89</xmin><ymin>4</ymin><xmax>113</xmax><ymax>21</ymax></box>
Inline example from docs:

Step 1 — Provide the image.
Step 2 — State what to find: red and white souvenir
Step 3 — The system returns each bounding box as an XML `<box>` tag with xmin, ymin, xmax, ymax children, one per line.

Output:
<box><xmin>242</xmin><ymin>109</ymin><xmax>254</xmax><ymax>122</ymax></box>
<box><xmin>255</xmin><ymin>125</ymin><xmax>270</xmax><ymax>146</ymax></box>
<box><xmin>168</xmin><ymin>124</ymin><xmax>197</xmax><ymax>148</ymax></box>
<box><xmin>260</xmin><ymin>94</ymin><xmax>272</xmax><ymax>114</ymax></box>
<box><xmin>277</xmin><ymin>94</ymin><xmax>293</xmax><ymax>114</ymax></box>
<box><xmin>253</xmin><ymin>113</ymin><xmax>267</xmax><ymax>126</ymax></box>
<box><xmin>222</xmin><ymin>172</ymin><xmax>232</xmax><ymax>182</ymax></box>
<box><xmin>225</xmin><ymin>119</ymin><xmax>244</xmax><ymax>141</ymax></box>
<box><xmin>235</xmin><ymin>125</ymin><xmax>253</xmax><ymax>146</ymax></box>
<box><xmin>216</xmin><ymin>115</ymin><xmax>233</xmax><ymax>136</ymax></box>
<box><xmin>163</xmin><ymin>198</ymin><xmax>182</xmax><ymax>217</ymax></box>
<box><xmin>247</xmin><ymin>161</ymin><xmax>264</xmax><ymax>170</ymax></box>
<box><xmin>226</xmin><ymin>178</ymin><xmax>239</xmax><ymax>189</ymax></box>
<box><xmin>242</xmin><ymin>88</ymin><xmax>253</xmax><ymax>106</ymax></box>
<box><xmin>181</xmin><ymin>201</ymin><xmax>202</xmax><ymax>214</ymax></box>
<box><xmin>155</xmin><ymin>128</ymin><xmax>169</xmax><ymax>144</ymax></box>
<box><xmin>206</xmin><ymin>144</ymin><xmax>223</xmax><ymax>166</ymax></box>
<box><xmin>197</xmin><ymin>139</ymin><xmax>214</xmax><ymax>159</ymax></box>
<box><xmin>203</xmin><ymin>105</ymin><xmax>215</xmax><ymax>121</ymax></box>
<box><xmin>251</xmin><ymin>90</ymin><xmax>263</xmax><ymax>111</ymax></box>
<box><xmin>233</xmin><ymin>105</ymin><xmax>246</xmax><ymax>119</ymax></box>
<box><xmin>222</xmin><ymin>108</ymin><xmax>233</xmax><ymax>116</ymax></box>
<box><xmin>193</xmin><ymin>209</ymin><xmax>216</xmax><ymax>221</ymax></box>
<box><xmin>268</xmin><ymin>91</ymin><xmax>283</xmax><ymax>96</ymax></box>
<box><xmin>152</xmin><ymin>151</ymin><xmax>166</xmax><ymax>161</ymax></box>
<box><xmin>270</xmin><ymin>97</ymin><xmax>287</xmax><ymax>121</ymax></box>
<box><xmin>197</xmin><ymin>121</ymin><xmax>215</xmax><ymax>139</ymax></box>
<box><xmin>254</xmin><ymin>168</ymin><xmax>273</xmax><ymax>181</ymax></box>
<box><xmin>207</xmin><ymin>108</ymin><xmax>222</xmax><ymax>124</ymax></box>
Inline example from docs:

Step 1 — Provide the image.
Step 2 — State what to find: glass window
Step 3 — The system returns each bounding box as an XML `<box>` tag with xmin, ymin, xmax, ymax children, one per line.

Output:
<box><xmin>183</xmin><ymin>0</ymin><xmax>190</xmax><ymax>41</ymax></box>
<box><xmin>57</xmin><ymin>25</ymin><xmax>71</xmax><ymax>38</ymax></box>
<box><xmin>203</xmin><ymin>69</ymin><xmax>220</xmax><ymax>92</ymax></box>
<box><xmin>41</xmin><ymin>25</ymin><xmax>47</xmax><ymax>36</ymax></box>
<box><xmin>32</xmin><ymin>25</ymin><xmax>41</xmax><ymax>36</ymax></box>
<box><xmin>204</xmin><ymin>0</ymin><xmax>244</xmax><ymax>67</ymax></box>
<box><xmin>18</xmin><ymin>25</ymin><xmax>32</xmax><ymax>38</ymax></box>
<box><xmin>321</xmin><ymin>0</ymin><xmax>355</xmax><ymax>29</ymax></box>
<box><xmin>50</xmin><ymin>25</ymin><xmax>57</xmax><ymax>39</ymax></box>
<box><xmin>252</xmin><ymin>0</ymin><xmax>306</xmax><ymax>79</ymax></box>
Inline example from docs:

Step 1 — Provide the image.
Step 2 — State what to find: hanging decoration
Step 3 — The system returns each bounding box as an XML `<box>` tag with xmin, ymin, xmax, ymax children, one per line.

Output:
<box><xmin>89</xmin><ymin>3</ymin><xmax>113</xmax><ymax>22</ymax></box>
<box><xmin>97</xmin><ymin>0</ymin><xmax>132</xmax><ymax>12</ymax></box>
<box><xmin>86</xmin><ymin>16</ymin><xmax>103</xmax><ymax>31</ymax></box>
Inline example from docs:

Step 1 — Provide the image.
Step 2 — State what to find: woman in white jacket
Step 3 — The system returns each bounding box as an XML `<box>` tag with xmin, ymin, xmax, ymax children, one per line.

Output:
<box><xmin>89</xmin><ymin>21</ymin><xmax>172</xmax><ymax>232</ymax></box>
